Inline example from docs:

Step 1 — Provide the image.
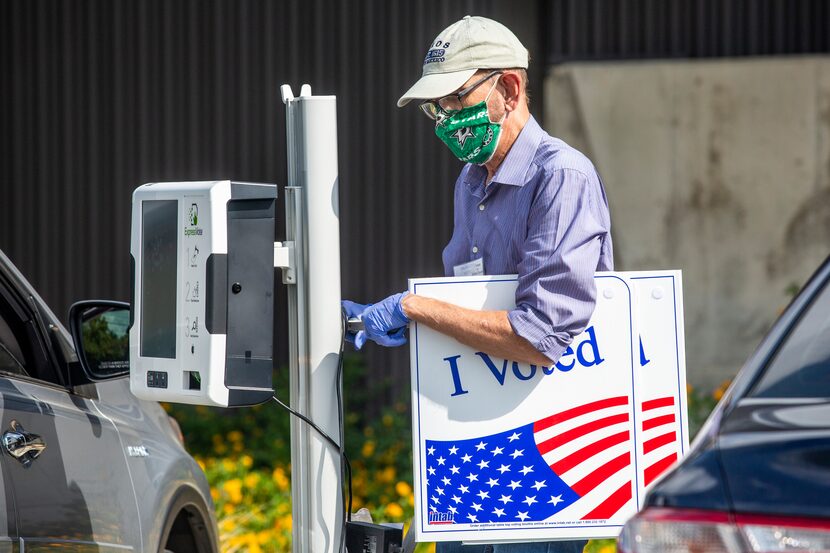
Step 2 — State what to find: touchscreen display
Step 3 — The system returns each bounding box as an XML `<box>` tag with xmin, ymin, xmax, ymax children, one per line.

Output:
<box><xmin>141</xmin><ymin>200</ymin><xmax>178</xmax><ymax>358</ymax></box>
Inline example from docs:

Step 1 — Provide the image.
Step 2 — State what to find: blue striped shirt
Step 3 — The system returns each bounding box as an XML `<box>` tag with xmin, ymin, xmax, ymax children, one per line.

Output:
<box><xmin>442</xmin><ymin>116</ymin><xmax>614</xmax><ymax>364</ymax></box>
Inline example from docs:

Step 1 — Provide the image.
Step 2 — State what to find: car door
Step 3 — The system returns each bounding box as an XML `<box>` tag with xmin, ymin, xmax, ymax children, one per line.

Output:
<box><xmin>0</xmin><ymin>303</ymin><xmax>21</xmax><ymax>551</ymax></box>
<box><xmin>0</xmin><ymin>272</ymin><xmax>140</xmax><ymax>552</ymax></box>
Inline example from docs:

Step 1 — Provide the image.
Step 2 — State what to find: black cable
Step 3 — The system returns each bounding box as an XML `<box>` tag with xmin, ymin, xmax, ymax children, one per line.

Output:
<box><xmin>271</xmin><ymin>309</ymin><xmax>354</xmax><ymax>553</ymax></box>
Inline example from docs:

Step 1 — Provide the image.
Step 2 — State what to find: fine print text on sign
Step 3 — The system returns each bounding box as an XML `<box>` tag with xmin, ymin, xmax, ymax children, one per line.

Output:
<box><xmin>408</xmin><ymin>272</ymin><xmax>688</xmax><ymax>544</ymax></box>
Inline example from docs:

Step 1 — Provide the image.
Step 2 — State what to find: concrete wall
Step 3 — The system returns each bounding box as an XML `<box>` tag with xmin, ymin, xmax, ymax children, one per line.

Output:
<box><xmin>545</xmin><ymin>56</ymin><xmax>830</xmax><ymax>388</ymax></box>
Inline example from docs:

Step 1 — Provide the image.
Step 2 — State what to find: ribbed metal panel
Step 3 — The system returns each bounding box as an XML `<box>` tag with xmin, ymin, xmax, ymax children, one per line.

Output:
<box><xmin>545</xmin><ymin>0</ymin><xmax>830</xmax><ymax>63</ymax></box>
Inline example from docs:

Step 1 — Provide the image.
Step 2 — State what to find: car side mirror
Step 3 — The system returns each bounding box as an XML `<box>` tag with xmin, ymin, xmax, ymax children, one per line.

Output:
<box><xmin>68</xmin><ymin>300</ymin><xmax>130</xmax><ymax>381</ymax></box>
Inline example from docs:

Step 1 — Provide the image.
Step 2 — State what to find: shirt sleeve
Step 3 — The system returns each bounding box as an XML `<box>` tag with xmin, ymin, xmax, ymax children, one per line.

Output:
<box><xmin>507</xmin><ymin>168</ymin><xmax>609</xmax><ymax>364</ymax></box>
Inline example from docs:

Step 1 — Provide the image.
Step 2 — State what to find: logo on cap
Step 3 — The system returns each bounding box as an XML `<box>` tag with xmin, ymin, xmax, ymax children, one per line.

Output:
<box><xmin>424</xmin><ymin>48</ymin><xmax>445</xmax><ymax>65</ymax></box>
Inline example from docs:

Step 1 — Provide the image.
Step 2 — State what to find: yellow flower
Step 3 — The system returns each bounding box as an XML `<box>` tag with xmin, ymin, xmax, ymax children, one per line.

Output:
<box><xmin>241</xmin><ymin>454</ymin><xmax>254</xmax><ymax>468</ymax></box>
<box><xmin>233</xmin><ymin>442</ymin><xmax>244</xmax><ymax>453</ymax></box>
<box><xmin>210</xmin><ymin>488</ymin><xmax>219</xmax><ymax>502</ymax></box>
<box><xmin>214</xmin><ymin>443</ymin><xmax>228</xmax><ymax>455</ymax></box>
<box><xmin>361</xmin><ymin>441</ymin><xmax>376</xmax><ymax>458</ymax></box>
<box><xmin>228</xmin><ymin>430</ymin><xmax>244</xmax><ymax>443</ymax></box>
<box><xmin>713</xmin><ymin>379</ymin><xmax>732</xmax><ymax>401</ymax></box>
<box><xmin>196</xmin><ymin>458</ymin><xmax>206</xmax><ymax>472</ymax></box>
<box><xmin>272</xmin><ymin>467</ymin><xmax>290</xmax><ymax>491</ymax></box>
<box><xmin>223</xmin><ymin>503</ymin><xmax>235</xmax><ymax>515</ymax></box>
<box><xmin>246</xmin><ymin>536</ymin><xmax>263</xmax><ymax>553</ymax></box>
<box><xmin>223</xmin><ymin>479</ymin><xmax>244</xmax><ymax>504</ymax></box>
<box><xmin>395</xmin><ymin>481</ymin><xmax>412</xmax><ymax>497</ymax></box>
<box><xmin>222</xmin><ymin>459</ymin><xmax>236</xmax><ymax>472</ymax></box>
<box><xmin>380</xmin><ymin>466</ymin><xmax>396</xmax><ymax>483</ymax></box>
<box><xmin>244</xmin><ymin>473</ymin><xmax>261</xmax><ymax>489</ymax></box>
<box><xmin>385</xmin><ymin>502</ymin><xmax>404</xmax><ymax>519</ymax></box>
<box><xmin>220</xmin><ymin>518</ymin><xmax>237</xmax><ymax>533</ymax></box>
<box><xmin>382</xmin><ymin>414</ymin><xmax>394</xmax><ymax>427</ymax></box>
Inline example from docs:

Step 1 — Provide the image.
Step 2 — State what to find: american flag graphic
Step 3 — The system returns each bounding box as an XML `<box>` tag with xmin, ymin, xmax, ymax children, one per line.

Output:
<box><xmin>639</xmin><ymin>395</ymin><xmax>680</xmax><ymax>487</ymax></box>
<box><xmin>425</xmin><ymin>395</ymin><xmax>657</xmax><ymax>525</ymax></box>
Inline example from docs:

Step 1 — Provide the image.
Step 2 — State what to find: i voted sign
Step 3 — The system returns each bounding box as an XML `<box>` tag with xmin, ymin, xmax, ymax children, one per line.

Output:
<box><xmin>408</xmin><ymin>272</ymin><xmax>688</xmax><ymax>544</ymax></box>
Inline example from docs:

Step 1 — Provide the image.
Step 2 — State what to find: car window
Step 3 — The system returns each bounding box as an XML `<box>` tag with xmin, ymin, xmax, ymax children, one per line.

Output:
<box><xmin>751</xmin><ymin>275</ymin><xmax>830</xmax><ymax>398</ymax></box>
<box><xmin>0</xmin><ymin>305</ymin><xmax>28</xmax><ymax>377</ymax></box>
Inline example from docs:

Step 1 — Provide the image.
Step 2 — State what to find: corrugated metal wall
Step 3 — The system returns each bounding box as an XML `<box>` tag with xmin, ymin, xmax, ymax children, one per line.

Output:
<box><xmin>545</xmin><ymin>0</ymin><xmax>830</xmax><ymax>62</ymax></box>
<box><xmin>3</xmin><ymin>0</ymin><xmax>829</xmax><ymax>396</ymax></box>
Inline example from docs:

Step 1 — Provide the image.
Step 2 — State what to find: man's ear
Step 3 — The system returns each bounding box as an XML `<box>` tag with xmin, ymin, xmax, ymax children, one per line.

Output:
<box><xmin>500</xmin><ymin>72</ymin><xmax>522</xmax><ymax>112</ymax></box>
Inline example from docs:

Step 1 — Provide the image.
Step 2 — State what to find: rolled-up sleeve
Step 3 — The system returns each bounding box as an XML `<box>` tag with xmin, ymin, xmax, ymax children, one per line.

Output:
<box><xmin>507</xmin><ymin>168</ymin><xmax>609</xmax><ymax>364</ymax></box>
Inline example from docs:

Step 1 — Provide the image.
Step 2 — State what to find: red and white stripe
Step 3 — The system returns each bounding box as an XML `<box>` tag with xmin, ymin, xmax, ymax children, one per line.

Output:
<box><xmin>533</xmin><ymin>396</ymin><xmax>635</xmax><ymax>521</ymax></box>
<box><xmin>640</xmin><ymin>396</ymin><xmax>680</xmax><ymax>487</ymax></box>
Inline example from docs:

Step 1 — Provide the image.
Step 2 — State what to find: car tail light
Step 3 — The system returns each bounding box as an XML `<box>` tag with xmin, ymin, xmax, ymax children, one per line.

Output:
<box><xmin>619</xmin><ymin>508</ymin><xmax>830</xmax><ymax>553</ymax></box>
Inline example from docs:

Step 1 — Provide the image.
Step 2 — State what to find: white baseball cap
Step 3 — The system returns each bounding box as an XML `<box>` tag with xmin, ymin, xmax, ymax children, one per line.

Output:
<box><xmin>397</xmin><ymin>15</ymin><xmax>529</xmax><ymax>108</ymax></box>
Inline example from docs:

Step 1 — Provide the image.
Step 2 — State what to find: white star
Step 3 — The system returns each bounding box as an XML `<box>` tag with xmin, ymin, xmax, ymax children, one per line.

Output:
<box><xmin>466</xmin><ymin>513</ymin><xmax>478</xmax><ymax>523</ymax></box>
<box><xmin>507</xmin><ymin>432</ymin><xmax>521</xmax><ymax>442</ymax></box>
<box><xmin>459</xmin><ymin>484</ymin><xmax>469</xmax><ymax>494</ymax></box>
<box><xmin>442</xmin><ymin>477</ymin><xmax>451</xmax><ymax>486</ymax></box>
<box><xmin>448</xmin><ymin>506</ymin><xmax>458</xmax><ymax>515</ymax></box>
<box><xmin>496</xmin><ymin>464</ymin><xmax>511</xmax><ymax>474</ymax></box>
<box><xmin>523</xmin><ymin>495</ymin><xmax>538</xmax><ymax>506</ymax></box>
<box><xmin>475</xmin><ymin>441</ymin><xmax>487</xmax><ymax>451</ymax></box>
<box><xmin>436</xmin><ymin>487</ymin><xmax>445</xmax><ymax>496</ymax></box>
<box><xmin>452</xmin><ymin>126</ymin><xmax>474</xmax><ymax>148</ymax></box>
<box><xmin>477</xmin><ymin>490</ymin><xmax>490</xmax><ymax>500</ymax></box>
<box><xmin>461</xmin><ymin>453</ymin><xmax>472</xmax><ymax>463</ymax></box>
<box><xmin>430</xmin><ymin>505</ymin><xmax>438</xmax><ymax>513</ymax></box>
<box><xmin>531</xmin><ymin>480</ymin><xmax>547</xmax><ymax>491</ymax></box>
<box><xmin>451</xmin><ymin>495</ymin><xmax>462</xmax><ymax>504</ymax></box>
<box><xmin>486</xmin><ymin>477</ymin><xmax>499</xmax><ymax>487</ymax></box>
<box><xmin>491</xmin><ymin>446</ymin><xmax>504</xmax><ymax>456</ymax></box>
<box><xmin>450</xmin><ymin>465</ymin><xmax>460</xmax><ymax>475</ymax></box>
<box><xmin>466</xmin><ymin>472</ymin><xmax>479</xmax><ymax>482</ymax></box>
<box><xmin>431</xmin><ymin>496</ymin><xmax>440</xmax><ymax>504</ymax></box>
<box><xmin>510</xmin><ymin>449</ymin><xmax>524</xmax><ymax>459</ymax></box>
<box><xmin>448</xmin><ymin>445</ymin><xmax>459</xmax><ymax>455</ymax></box>
<box><xmin>498</xmin><ymin>494</ymin><xmax>513</xmax><ymax>504</ymax></box>
<box><xmin>437</xmin><ymin>456</ymin><xmax>446</xmax><ymax>466</ymax></box>
<box><xmin>516</xmin><ymin>511</ymin><xmax>530</xmax><ymax>521</ymax></box>
<box><xmin>428</xmin><ymin>467</ymin><xmax>436</xmax><ymax>476</ymax></box>
<box><xmin>549</xmin><ymin>495</ymin><xmax>564</xmax><ymax>506</ymax></box>
<box><xmin>427</xmin><ymin>446</ymin><xmax>435</xmax><ymax>455</ymax></box>
<box><xmin>477</xmin><ymin>459</ymin><xmax>490</xmax><ymax>470</ymax></box>
<box><xmin>507</xmin><ymin>480</ymin><xmax>522</xmax><ymax>490</ymax></box>
<box><xmin>492</xmin><ymin>507</ymin><xmax>506</xmax><ymax>517</ymax></box>
<box><xmin>471</xmin><ymin>502</ymin><xmax>483</xmax><ymax>512</ymax></box>
<box><xmin>519</xmin><ymin>465</ymin><xmax>533</xmax><ymax>476</ymax></box>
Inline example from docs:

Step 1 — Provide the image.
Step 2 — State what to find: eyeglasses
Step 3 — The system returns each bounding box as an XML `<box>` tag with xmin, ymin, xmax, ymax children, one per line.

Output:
<box><xmin>419</xmin><ymin>70</ymin><xmax>503</xmax><ymax>121</ymax></box>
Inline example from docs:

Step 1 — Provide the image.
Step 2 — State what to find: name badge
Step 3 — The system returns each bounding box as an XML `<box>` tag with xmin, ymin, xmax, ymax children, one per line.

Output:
<box><xmin>453</xmin><ymin>257</ymin><xmax>485</xmax><ymax>277</ymax></box>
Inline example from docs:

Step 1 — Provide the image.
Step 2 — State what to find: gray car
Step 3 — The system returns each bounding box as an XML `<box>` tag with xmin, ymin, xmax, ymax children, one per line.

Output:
<box><xmin>0</xmin><ymin>248</ymin><xmax>219</xmax><ymax>552</ymax></box>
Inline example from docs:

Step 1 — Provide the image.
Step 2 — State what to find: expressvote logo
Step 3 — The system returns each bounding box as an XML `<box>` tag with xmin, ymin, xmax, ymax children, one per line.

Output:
<box><xmin>441</xmin><ymin>326</ymin><xmax>604</xmax><ymax>397</ymax></box>
<box><xmin>184</xmin><ymin>203</ymin><xmax>204</xmax><ymax>237</ymax></box>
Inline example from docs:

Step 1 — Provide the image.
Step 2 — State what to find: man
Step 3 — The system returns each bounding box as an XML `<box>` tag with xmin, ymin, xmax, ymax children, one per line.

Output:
<box><xmin>344</xmin><ymin>15</ymin><xmax>613</xmax><ymax>553</ymax></box>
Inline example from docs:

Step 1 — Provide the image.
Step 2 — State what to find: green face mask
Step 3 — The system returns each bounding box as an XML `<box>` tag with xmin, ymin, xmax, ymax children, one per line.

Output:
<box><xmin>434</xmin><ymin>94</ymin><xmax>503</xmax><ymax>165</ymax></box>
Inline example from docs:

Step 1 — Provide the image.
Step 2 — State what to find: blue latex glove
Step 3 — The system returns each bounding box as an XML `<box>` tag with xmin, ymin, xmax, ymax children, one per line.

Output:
<box><xmin>342</xmin><ymin>299</ymin><xmax>370</xmax><ymax>349</ymax></box>
<box><xmin>341</xmin><ymin>292</ymin><xmax>410</xmax><ymax>349</ymax></box>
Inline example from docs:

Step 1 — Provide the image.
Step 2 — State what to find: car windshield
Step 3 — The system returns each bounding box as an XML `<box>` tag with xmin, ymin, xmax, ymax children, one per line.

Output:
<box><xmin>751</xmin><ymin>273</ymin><xmax>830</xmax><ymax>398</ymax></box>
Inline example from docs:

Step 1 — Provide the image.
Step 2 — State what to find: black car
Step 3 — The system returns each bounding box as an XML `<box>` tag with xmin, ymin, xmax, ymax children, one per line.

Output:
<box><xmin>619</xmin><ymin>257</ymin><xmax>830</xmax><ymax>552</ymax></box>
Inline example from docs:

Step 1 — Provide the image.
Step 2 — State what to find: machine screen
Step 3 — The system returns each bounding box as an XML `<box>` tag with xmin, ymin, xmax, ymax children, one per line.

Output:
<box><xmin>141</xmin><ymin>200</ymin><xmax>178</xmax><ymax>358</ymax></box>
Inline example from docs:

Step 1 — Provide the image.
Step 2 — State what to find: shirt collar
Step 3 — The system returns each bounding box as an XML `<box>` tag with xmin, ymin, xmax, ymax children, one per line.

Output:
<box><xmin>462</xmin><ymin>115</ymin><xmax>545</xmax><ymax>190</ymax></box>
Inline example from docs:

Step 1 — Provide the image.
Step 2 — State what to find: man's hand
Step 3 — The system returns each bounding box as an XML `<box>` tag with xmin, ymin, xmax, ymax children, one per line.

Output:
<box><xmin>341</xmin><ymin>293</ymin><xmax>410</xmax><ymax>349</ymax></box>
